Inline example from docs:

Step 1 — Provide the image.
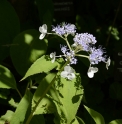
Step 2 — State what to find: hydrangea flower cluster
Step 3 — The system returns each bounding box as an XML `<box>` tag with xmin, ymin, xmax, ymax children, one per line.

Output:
<box><xmin>39</xmin><ymin>23</ymin><xmax>110</xmax><ymax>80</ymax></box>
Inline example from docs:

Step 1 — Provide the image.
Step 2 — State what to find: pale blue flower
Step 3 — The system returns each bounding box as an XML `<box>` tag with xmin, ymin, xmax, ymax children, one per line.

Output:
<box><xmin>52</xmin><ymin>23</ymin><xmax>76</xmax><ymax>36</ymax></box>
<box><xmin>73</xmin><ymin>33</ymin><xmax>97</xmax><ymax>51</ymax></box>
<box><xmin>89</xmin><ymin>47</ymin><xmax>106</xmax><ymax>64</ymax></box>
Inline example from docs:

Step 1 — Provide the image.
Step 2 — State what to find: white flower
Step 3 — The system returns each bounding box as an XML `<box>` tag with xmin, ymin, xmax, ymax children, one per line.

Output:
<box><xmin>50</xmin><ymin>52</ymin><xmax>56</xmax><ymax>63</ymax></box>
<box><xmin>87</xmin><ymin>66</ymin><xmax>98</xmax><ymax>78</ymax></box>
<box><xmin>61</xmin><ymin>66</ymin><xmax>75</xmax><ymax>80</ymax></box>
<box><xmin>106</xmin><ymin>57</ymin><xmax>110</xmax><ymax>70</ymax></box>
<box><xmin>39</xmin><ymin>24</ymin><xmax>47</xmax><ymax>39</ymax></box>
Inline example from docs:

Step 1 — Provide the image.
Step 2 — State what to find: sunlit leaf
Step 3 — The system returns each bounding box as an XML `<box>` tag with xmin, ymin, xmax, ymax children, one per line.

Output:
<box><xmin>10</xmin><ymin>29</ymin><xmax>48</xmax><ymax>76</ymax></box>
<box><xmin>32</xmin><ymin>73</ymin><xmax>57</xmax><ymax>114</ymax></box>
<box><xmin>54</xmin><ymin>74</ymin><xmax>84</xmax><ymax>124</ymax></box>
<box><xmin>10</xmin><ymin>91</ymin><xmax>32</xmax><ymax>124</ymax></box>
<box><xmin>0</xmin><ymin>110</ymin><xmax>14</xmax><ymax>123</ymax></box>
<box><xmin>21</xmin><ymin>55</ymin><xmax>58</xmax><ymax>81</ymax></box>
<box><xmin>0</xmin><ymin>65</ymin><xmax>17</xmax><ymax>89</ymax></box>
<box><xmin>84</xmin><ymin>105</ymin><xmax>105</xmax><ymax>124</ymax></box>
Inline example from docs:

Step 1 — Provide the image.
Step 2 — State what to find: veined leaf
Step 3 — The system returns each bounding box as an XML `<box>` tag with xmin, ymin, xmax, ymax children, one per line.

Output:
<box><xmin>10</xmin><ymin>91</ymin><xmax>32</xmax><ymax>124</ymax></box>
<box><xmin>0</xmin><ymin>65</ymin><xmax>17</xmax><ymax>89</ymax></box>
<box><xmin>84</xmin><ymin>105</ymin><xmax>105</xmax><ymax>124</ymax></box>
<box><xmin>21</xmin><ymin>55</ymin><xmax>58</xmax><ymax>81</ymax></box>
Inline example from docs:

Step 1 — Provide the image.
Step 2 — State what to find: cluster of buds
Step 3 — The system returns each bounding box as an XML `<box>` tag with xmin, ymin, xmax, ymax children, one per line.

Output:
<box><xmin>39</xmin><ymin>23</ymin><xmax>110</xmax><ymax>80</ymax></box>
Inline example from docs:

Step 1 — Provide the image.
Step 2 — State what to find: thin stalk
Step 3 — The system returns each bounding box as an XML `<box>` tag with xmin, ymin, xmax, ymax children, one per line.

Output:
<box><xmin>16</xmin><ymin>88</ymin><xmax>22</xmax><ymax>98</ymax></box>
<box><xmin>25</xmin><ymin>61</ymin><xmax>69</xmax><ymax>124</ymax></box>
<box><xmin>49</xmin><ymin>33</ymin><xmax>72</xmax><ymax>51</ymax></box>
<box><xmin>75</xmin><ymin>54</ymin><xmax>89</xmax><ymax>59</ymax></box>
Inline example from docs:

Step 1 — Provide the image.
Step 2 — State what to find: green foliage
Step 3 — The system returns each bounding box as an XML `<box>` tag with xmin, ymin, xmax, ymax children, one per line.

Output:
<box><xmin>84</xmin><ymin>105</ymin><xmax>105</xmax><ymax>124</ymax></box>
<box><xmin>108</xmin><ymin>119</ymin><xmax>122</xmax><ymax>124</ymax></box>
<box><xmin>10</xmin><ymin>29</ymin><xmax>48</xmax><ymax>76</ymax></box>
<box><xmin>10</xmin><ymin>91</ymin><xmax>32</xmax><ymax>124</ymax></box>
<box><xmin>0</xmin><ymin>65</ymin><xmax>16</xmax><ymax>89</ymax></box>
<box><xmin>0</xmin><ymin>0</ymin><xmax>122</xmax><ymax>123</ymax></box>
<box><xmin>21</xmin><ymin>55</ymin><xmax>58</xmax><ymax>81</ymax></box>
<box><xmin>0</xmin><ymin>0</ymin><xmax>20</xmax><ymax>61</ymax></box>
<box><xmin>0</xmin><ymin>110</ymin><xmax>14</xmax><ymax>123</ymax></box>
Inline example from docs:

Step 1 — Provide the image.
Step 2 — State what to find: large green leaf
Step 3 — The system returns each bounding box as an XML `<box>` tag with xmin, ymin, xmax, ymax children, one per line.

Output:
<box><xmin>10</xmin><ymin>29</ymin><xmax>48</xmax><ymax>76</ymax></box>
<box><xmin>0</xmin><ymin>0</ymin><xmax>20</xmax><ymax>61</ymax></box>
<box><xmin>0</xmin><ymin>110</ymin><xmax>14</xmax><ymax>123</ymax></box>
<box><xmin>108</xmin><ymin>119</ymin><xmax>122</xmax><ymax>124</ymax></box>
<box><xmin>32</xmin><ymin>73</ymin><xmax>57</xmax><ymax>114</ymax></box>
<box><xmin>54</xmin><ymin>74</ymin><xmax>84</xmax><ymax>124</ymax></box>
<box><xmin>10</xmin><ymin>91</ymin><xmax>32</xmax><ymax>124</ymax></box>
<box><xmin>21</xmin><ymin>55</ymin><xmax>58</xmax><ymax>81</ymax></box>
<box><xmin>0</xmin><ymin>65</ymin><xmax>17</xmax><ymax>89</ymax></box>
<box><xmin>84</xmin><ymin>105</ymin><xmax>105</xmax><ymax>124</ymax></box>
<box><xmin>35</xmin><ymin>0</ymin><xmax>53</xmax><ymax>30</ymax></box>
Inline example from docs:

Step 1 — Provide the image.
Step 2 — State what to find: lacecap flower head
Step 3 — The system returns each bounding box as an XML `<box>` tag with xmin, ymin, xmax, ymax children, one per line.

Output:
<box><xmin>39</xmin><ymin>22</ymin><xmax>110</xmax><ymax>79</ymax></box>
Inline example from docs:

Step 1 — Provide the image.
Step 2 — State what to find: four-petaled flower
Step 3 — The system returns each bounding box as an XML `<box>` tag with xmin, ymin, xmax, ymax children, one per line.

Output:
<box><xmin>39</xmin><ymin>24</ymin><xmax>47</xmax><ymax>39</ymax></box>
<box><xmin>50</xmin><ymin>52</ymin><xmax>56</xmax><ymax>63</ymax></box>
<box><xmin>87</xmin><ymin>66</ymin><xmax>98</xmax><ymax>78</ymax></box>
<box><xmin>61</xmin><ymin>66</ymin><xmax>75</xmax><ymax>80</ymax></box>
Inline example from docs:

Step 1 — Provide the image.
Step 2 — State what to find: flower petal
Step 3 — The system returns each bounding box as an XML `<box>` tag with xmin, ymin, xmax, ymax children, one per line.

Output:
<box><xmin>67</xmin><ymin>73</ymin><xmax>75</xmax><ymax>80</ymax></box>
<box><xmin>87</xmin><ymin>66</ymin><xmax>98</xmax><ymax>78</ymax></box>
<box><xmin>87</xmin><ymin>71</ymin><xmax>94</xmax><ymax>78</ymax></box>
<box><xmin>61</xmin><ymin>71</ymin><xmax>68</xmax><ymax>78</ymax></box>
<box><xmin>106</xmin><ymin>57</ymin><xmax>110</xmax><ymax>70</ymax></box>
<box><xmin>39</xmin><ymin>33</ymin><xmax>45</xmax><ymax>40</ymax></box>
<box><xmin>39</xmin><ymin>24</ymin><xmax>47</xmax><ymax>34</ymax></box>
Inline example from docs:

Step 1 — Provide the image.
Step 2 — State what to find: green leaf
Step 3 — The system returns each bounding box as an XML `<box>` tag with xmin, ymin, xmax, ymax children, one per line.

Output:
<box><xmin>84</xmin><ymin>105</ymin><xmax>105</xmax><ymax>124</ymax></box>
<box><xmin>10</xmin><ymin>90</ymin><xmax>32</xmax><ymax>124</ymax></box>
<box><xmin>21</xmin><ymin>55</ymin><xmax>58</xmax><ymax>81</ymax></box>
<box><xmin>10</xmin><ymin>29</ymin><xmax>48</xmax><ymax>76</ymax></box>
<box><xmin>0</xmin><ymin>110</ymin><xmax>14</xmax><ymax>123</ymax></box>
<box><xmin>0</xmin><ymin>0</ymin><xmax>20</xmax><ymax>61</ymax></box>
<box><xmin>32</xmin><ymin>73</ymin><xmax>57</xmax><ymax>114</ymax></box>
<box><xmin>108</xmin><ymin>119</ymin><xmax>122</xmax><ymax>124</ymax></box>
<box><xmin>0</xmin><ymin>65</ymin><xmax>17</xmax><ymax>89</ymax></box>
<box><xmin>9</xmin><ymin>98</ymin><xmax>18</xmax><ymax>108</ymax></box>
<box><xmin>35</xmin><ymin>0</ymin><xmax>53</xmax><ymax>30</ymax></box>
<box><xmin>54</xmin><ymin>74</ymin><xmax>84</xmax><ymax>124</ymax></box>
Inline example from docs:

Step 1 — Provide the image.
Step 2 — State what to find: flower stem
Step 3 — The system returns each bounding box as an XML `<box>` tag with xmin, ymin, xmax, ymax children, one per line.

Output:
<box><xmin>16</xmin><ymin>88</ymin><xmax>22</xmax><ymax>98</ymax></box>
<box><xmin>25</xmin><ymin>61</ymin><xmax>69</xmax><ymax>124</ymax></box>
<box><xmin>75</xmin><ymin>54</ymin><xmax>89</xmax><ymax>59</ymax></box>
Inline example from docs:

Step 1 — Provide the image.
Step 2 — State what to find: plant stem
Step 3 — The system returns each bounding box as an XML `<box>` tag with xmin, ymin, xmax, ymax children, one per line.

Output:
<box><xmin>75</xmin><ymin>54</ymin><xmax>89</xmax><ymax>59</ymax></box>
<box><xmin>16</xmin><ymin>88</ymin><xmax>22</xmax><ymax>98</ymax></box>
<box><xmin>25</xmin><ymin>61</ymin><xmax>69</xmax><ymax>124</ymax></box>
